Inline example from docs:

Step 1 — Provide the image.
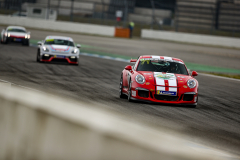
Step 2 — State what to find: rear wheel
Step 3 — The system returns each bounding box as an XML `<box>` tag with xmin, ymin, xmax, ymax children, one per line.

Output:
<box><xmin>119</xmin><ymin>75</ymin><xmax>126</xmax><ymax>98</ymax></box>
<box><xmin>128</xmin><ymin>80</ymin><xmax>132</xmax><ymax>102</ymax></box>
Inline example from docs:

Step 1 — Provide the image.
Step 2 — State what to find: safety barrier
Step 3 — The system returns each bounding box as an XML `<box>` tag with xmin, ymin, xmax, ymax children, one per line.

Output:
<box><xmin>141</xmin><ymin>29</ymin><xmax>240</xmax><ymax>48</ymax></box>
<box><xmin>0</xmin><ymin>82</ymin><xmax>232</xmax><ymax>160</ymax></box>
<box><xmin>0</xmin><ymin>15</ymin><xmax>115</xmax><ymax>37</ymax></box>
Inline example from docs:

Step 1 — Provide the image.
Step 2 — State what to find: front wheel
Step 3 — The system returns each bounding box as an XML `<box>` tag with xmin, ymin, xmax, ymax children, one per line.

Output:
<box><xmin>36</xmin><ymin>51</ymin><xmax>41</xmax><ymax>62</ymax></box>
<box><xmin>128</xmin><ymin>80</ymin><xmax>132</xmax><ymax>102</ymax></box>
<box><xmin>189</xmin><ymin>104</ymin><xmax>197</xmax><ymax>108</ymax></box>
<box><xmin>119</xmin><ymin>75</ymin><xmax>126</xmax><ymax>98</ymax></box>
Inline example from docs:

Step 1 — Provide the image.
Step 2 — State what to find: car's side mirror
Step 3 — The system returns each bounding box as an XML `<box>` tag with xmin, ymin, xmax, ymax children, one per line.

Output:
<box><xmin>192</xmin><ymin>71</ymin><xmax>198</xmax><ymax>77</ymax></box>
<box><xmin>37</xmin><ymin>41</ymin><xmax>42</xmax><ymax>45</ymax></box>
<box><xmin>77</xmin><ymin>44</ymin><xmax>81</xmax><ymax>48</ymax></box>
<box><xmin>125</xmin><ymin>65</ymin><xmax>132</xmax><ymax>71</ymax></box>
<box><xmin>130</xmin><ymin>59</ymin><xmax>137</xmax><ymax>63</ymax></box>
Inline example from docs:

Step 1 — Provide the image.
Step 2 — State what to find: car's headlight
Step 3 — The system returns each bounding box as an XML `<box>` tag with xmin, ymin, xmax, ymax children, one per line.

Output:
<box><xmin>25</xmin><ymin>34</ymin><xmax>30</xmax><ymax>39</ymax></box>
<box><xmin>71</xmin><ymin>48</ymin><xmax>78</xmax><ymax>54</ymax></box>
<box><xmin>8</xmin><ymin>33</ymin><xmax>10</xmax><ymax>37</ymax></box>
<box><xmin>4</xmin><ymin>32</ymin><xmax>7</xmax><ymax>36</ymax></box>
<box><xmin>187</xmin><ymin>79</ymin><xmax>196</xmax><ymax>88</ymax></box>
<box><xmin>135</xmin><ymin>74</ymin><xmax>145</xmax><ymax>84</ymax></box>
<box><xmin>42</xmin><ymin>46</ymin><xmax>49</xmax><ymax>52</ymax></box>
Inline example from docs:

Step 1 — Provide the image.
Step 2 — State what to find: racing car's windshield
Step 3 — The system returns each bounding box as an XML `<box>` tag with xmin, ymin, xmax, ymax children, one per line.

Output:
<box><xmin>137</xmin><ymin>59</ymin><xmax>188</xmax><ymax>75</ymax></box>
<box><xmin>7</xmin><ymin>28</ymin><xmax>26</xmax><ymax>33</ymax></box>
<box><xmin>44</xmin><ymin>39</ymin><xmax>74</xmax><ymax>47</ymax></box>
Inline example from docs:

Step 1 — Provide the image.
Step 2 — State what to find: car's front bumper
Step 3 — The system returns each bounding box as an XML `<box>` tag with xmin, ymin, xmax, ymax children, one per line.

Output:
<box><xmin>129</xmin><ymin>82</ymin><xmax>198</xmax><ymax>105</ymax></box>
<box><xmin>40</xmin><ymin>54</ymin><xmax>79</xmax><ymax>64</ymax></box>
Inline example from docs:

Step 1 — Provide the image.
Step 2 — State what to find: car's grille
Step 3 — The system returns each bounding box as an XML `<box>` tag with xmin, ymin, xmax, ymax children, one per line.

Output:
<box><xmin>42</xmin><ymin>55</ymin><xmax>51</xmax><ymax>60</ymax></box>
<box><xmin>138</xmin><ymin>90</ymin><xmax>149</xmax><ymax>98</ymax></box>
<box><xmin>183</xmin><ymin>94</ymin><xmax>194</xmax><ymax>101</ymax></box>
<box><xmin>51</xmin><ymin>59</ymin><xmax>68</xmax><ymax>63</ymax></box>
<box><xmin>154</xmin><ymin>95</ymin><xmax>179</xmax><ymax>101</ymax></box>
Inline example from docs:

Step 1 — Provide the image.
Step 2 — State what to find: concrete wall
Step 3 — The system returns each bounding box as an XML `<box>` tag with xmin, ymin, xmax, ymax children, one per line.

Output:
<box><xmin>141</xmin><ymin>29</ymin><xmax>240</xmax><ymax>48</ymax></box>
<box><xmin>129</xmin><ymin>7</ymin><xmax>172</xmax><ymax>24</ymax></box>
<box><xmin>0</xmin><ymin>83</ymin><xmax>229</xmax><ymax>160</ymax></box>
<box><xmin>0</xmin><ymin>15</ymin><xmax>115</xmax><ymax>36</ymax></box>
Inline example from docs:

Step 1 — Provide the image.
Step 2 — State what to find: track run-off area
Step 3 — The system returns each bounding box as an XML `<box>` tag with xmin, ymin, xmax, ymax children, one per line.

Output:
<box><xmin>0</xmin><ymin>27</ymin><xmax>240</xmax><ymax>158</ymax></box>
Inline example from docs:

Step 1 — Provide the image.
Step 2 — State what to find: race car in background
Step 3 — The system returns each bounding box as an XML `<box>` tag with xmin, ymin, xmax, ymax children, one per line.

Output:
<box><xmin>37</xmin><ymin>36</ymin><xmax>81</xmax><ymax>65</ymax></box>
<box><xmin>1</xmin><ymin>26</ymin><xmax>30</xmax><ymax>46</ymax></box>
<box><xmin>119</xmin><ymin>55</ymin><xmax>199</xmax><ymax>107</ymax></box>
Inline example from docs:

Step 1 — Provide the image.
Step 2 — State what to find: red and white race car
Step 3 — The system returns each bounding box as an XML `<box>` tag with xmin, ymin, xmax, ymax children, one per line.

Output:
<box><xmin>1</xmin><ymin>26</ymin><xmax>30</xmax><ymax>46</ymax></box>
<box><xmin>119</xmin><ymin>55</ymin><xmax>199</xmax><ymax>107</ymax></box>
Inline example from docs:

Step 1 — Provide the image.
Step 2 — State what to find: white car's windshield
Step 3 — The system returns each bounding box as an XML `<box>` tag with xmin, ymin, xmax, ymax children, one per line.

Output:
<box><xmin>44</xmin><ymin>39</ymin><xmax>74</xmax><ymax>47</ymax></box>
<box><xmin>7</xmin><ymin>28</ymin><xmax>26</xmax><ymax>33</ymax></box>
<box><xmin>137</xmin><ymin>59</ymin><xmax>188</xmax><ymax>75</ymax></box>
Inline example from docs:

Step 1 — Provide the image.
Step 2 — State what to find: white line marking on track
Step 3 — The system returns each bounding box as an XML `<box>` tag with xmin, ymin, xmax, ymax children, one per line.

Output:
<box><xmin>199</xmin><ymin>73</ymin><xmax>240</xmax><ymax>82</ymax></box>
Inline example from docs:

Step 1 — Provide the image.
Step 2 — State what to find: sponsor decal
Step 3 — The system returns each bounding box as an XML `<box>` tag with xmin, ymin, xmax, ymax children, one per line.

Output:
<box><xmin>157</xmin><ymin>90</ymin><xmax>176</xmax><ymax>96</ymax></box>
<box><xmin>143</xmin><ymin>73</ymin><xmax>152</xmax><ymax>75</ymax></box>
<box><xmin>146</xmin><ymin>82</ymin><xmax>150</xmax><ymax>85</ymax></box>
<box><xmin>178</xmin><ymin>76</ymin><xmax>186</xmax><ymax>78</ymax></box>
<box><xmin>149</xmin><ymin>78</ymin><xmax>152</xmax><ymax>79</ymax></box>
<box><xmin>150</xmin><ymin>89</ymin><xmax>154</xmax><ymax>92</ymax></box>
<box><xmin>183</xmin><ymin>85</ymin><xmax>188</xmax><ymax>88</ymax></box>
<box><xmin>155</xmin><ymin>73</ymin><xmax>175</xmax><ymax>80</ymax></box>
<box><xmin>50</xmin><ymin>45</ymin><xmax>70</xmax><ymax>52</ymax></box>
<box><xmin>46</xmin><ymin>39</ymin><xmax>54</xmax><ymax>42</ymax></box>
<box><xmin>54</xmin><ymin>55</ymin><xmax>65</xmax><ymax>58</ymax></box>
<box><xmin>179</xmin><ymin>81</ymin><xmax>183</xmax><ymax>82</ymax></box>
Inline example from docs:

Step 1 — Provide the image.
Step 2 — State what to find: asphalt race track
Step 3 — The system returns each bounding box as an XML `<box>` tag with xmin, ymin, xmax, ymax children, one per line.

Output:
<box><xmin>0</xmin><ymin>28</ymin><xmax>240</xmax><ymax>156</ymax></box>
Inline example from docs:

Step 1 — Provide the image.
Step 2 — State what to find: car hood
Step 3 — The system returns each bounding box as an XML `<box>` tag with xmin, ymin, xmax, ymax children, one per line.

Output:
<box><xmin>138</xmin><ymin>71</ymin><xmax>192</xmax><ymax>87</ymax></box>
<box><xmin>8</xmin><ymin>32</ymin><xmax>26</xmax><ymax>37</ymax></box>
<box><xmin>45</xmin><ymin>45</ymin><xmax>74</xmax><ymax>54</ymax></box>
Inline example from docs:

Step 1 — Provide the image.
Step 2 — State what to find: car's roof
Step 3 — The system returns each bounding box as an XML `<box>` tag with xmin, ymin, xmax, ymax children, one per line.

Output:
<box><xmin>140</xmin><ymin>55</ymin><xmax>184</xmax><ymax>63</ymax></box>
<box><xmin>45</xmin><ymin>36</ymin><xmax>74</xmax><ymax>42</ymax></box>
<box><xmin>7</xmin><ymin>26</ymin><xmax>26</xmax><ymax>30</ymax></box>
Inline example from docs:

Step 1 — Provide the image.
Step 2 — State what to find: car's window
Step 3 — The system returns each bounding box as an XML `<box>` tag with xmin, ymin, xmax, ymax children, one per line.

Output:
<box><xmin>44</xmin><ymin>39</ymin><xmax>74</xmax><ymax>46</ymax></box>
<box><xmin>7</xmin><ymin>28</ymin><xmax>26</xmax><ymax>33</ymax></box>
<box><xmin>137</xmin><ymin>59</ymin><xmax>188</xmax><ymax>75</ymax></box>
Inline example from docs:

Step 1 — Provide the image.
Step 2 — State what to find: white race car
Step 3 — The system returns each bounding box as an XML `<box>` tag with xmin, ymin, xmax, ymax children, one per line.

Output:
<box><xmin>1</xmin><ymin>26</ymin><xmax>30</xmax><ymax>46</ymax></box>
<box><xmin>37</xmin><ymin>36</ymin><xmax>81</xmax><ymax>65</ymax></box>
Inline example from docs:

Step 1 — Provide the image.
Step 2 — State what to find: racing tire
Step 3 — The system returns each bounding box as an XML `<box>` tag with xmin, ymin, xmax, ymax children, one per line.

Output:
<box><xmin>22</xmin><ymin>40</ymin><xmax>29</xmax><ymax>46</ymax></box>
<box><xmin>119</xmin><ymin>75</ymin><xmax>127</xmax><ymax>99</ymax></box>
<box><xmin>5</xmin><ymin>38</ymin><xmax>8</xmax><ymax>44</ymax></box>
<box><xmin>188</xmin><ymin>96</ymin><xmax>198</xmax><ymax>108</ymax></box>
<box><xmin>189</xmin><ymin>105</ymin><xmax>197</xmax><ymax>108</ymax></box>
<box><xmin>127</xmin><ymin>80</ymin><xmax>132</xmax><ymax>102</ymax></box>
<box><xmin>36</xmin><ymin>51</ymin><xmax>41</xmax><ymax>62</ymax></box>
